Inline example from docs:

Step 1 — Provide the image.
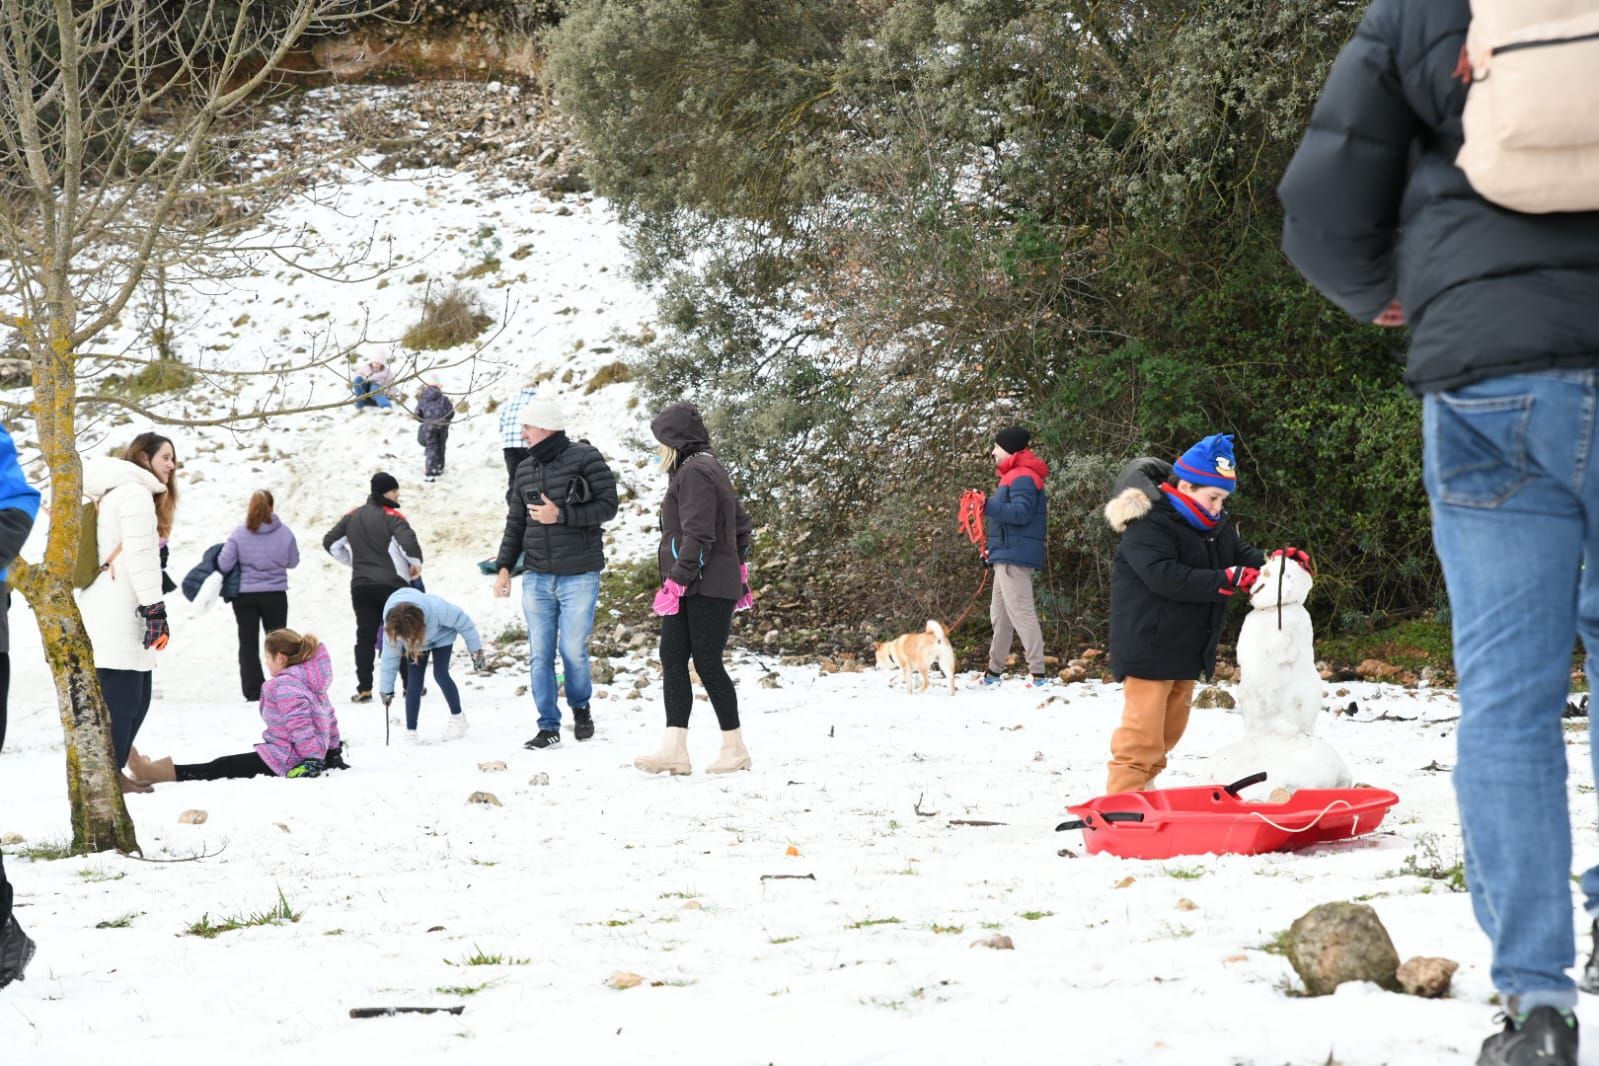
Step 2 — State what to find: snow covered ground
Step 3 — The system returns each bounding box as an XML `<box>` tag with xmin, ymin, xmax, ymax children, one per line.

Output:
<box><xmin>4</xmin><ymin>86</ymin><xmax>1599</xmax><ymax>1065</ymax></box>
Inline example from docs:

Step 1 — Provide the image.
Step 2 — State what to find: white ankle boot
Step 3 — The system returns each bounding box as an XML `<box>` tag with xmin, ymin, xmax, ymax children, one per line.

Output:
<box><xmin>634</xmin><ymin>726</ymin><xmax>691</xmax><ymax>775</ymax></box>
<box><xmin>705</xmin><ymin>728</ymin><xmax>751</xmax><ymax>774</ymax></box>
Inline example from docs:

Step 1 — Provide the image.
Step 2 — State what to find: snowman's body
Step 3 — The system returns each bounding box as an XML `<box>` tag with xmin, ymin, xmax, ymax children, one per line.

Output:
<box><xmin>1213</xmin><ymin>555</ymin><xmax>1352</xmax><ymax>793</ymax></box>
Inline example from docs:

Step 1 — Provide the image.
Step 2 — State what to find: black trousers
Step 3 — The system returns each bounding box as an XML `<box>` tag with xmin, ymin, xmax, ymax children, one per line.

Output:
<box><xmin>232</xmin><ymin>591</ymin><xmax>289</xmax><ymax>701</ymax></box>
<box><xmin>1</xmin><ymin>652</ymin><xmax>10</xmax><ymax>926</ymax></box>
<box><xmin>351</xmin><ymin>583</ymin><xmax>397</xmax><ymax>694</ymax></box>
<box><xmin>424</xmin><ymin>429</ymin><xmax>449</xmax><ymax>477</ymax></box>
<box><xmin>99</xmin><ymin>668</ymin><xmax>153</xmax><ymax>769</ymax></box>
<box><xmin>660</xmin><ymin>595</ymin><xmax>739</xmax><ymax>731</ymax></box>
<box><xmin>176</xmin><ymin>746</ymin><xmax>346</xmax><ymax>781</ymax></box>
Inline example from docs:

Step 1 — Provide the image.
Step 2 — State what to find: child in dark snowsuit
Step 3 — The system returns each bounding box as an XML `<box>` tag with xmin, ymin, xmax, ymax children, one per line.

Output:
<box><xmin>1101</xmin><ymin>434</ymin><xmax>1265</xmax><ymax>794</ymax></box>
<box><xmin>416</xmin><ymin>381</ymin><xmax>454</xmax><ymax>482</ymax></box>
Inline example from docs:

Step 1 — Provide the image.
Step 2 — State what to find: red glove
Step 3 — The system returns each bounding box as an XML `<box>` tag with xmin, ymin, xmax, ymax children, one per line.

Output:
<box><xmin>1271</xmin><ymin>546</ymin><xmax>1313</xmax><ymax>574</ymax></box>
<box><xmin>1219</xmin><ymin>566</ymin><xmax>1260</xmax><ymax>597</ymax></box>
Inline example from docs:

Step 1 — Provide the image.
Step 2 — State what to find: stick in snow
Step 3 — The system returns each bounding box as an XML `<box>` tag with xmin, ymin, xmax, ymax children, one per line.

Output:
<box><xmin>948</xmin><ymin>819</ymin><xmax>1007</xmax><ymax>827</ymax></box>
<box><xmin>350</xmin><ymin>1007</ymin><xmax>466</xmax><ymax>1019</ymax></box>
<box><xmin>760</xmin><ymin>874</ymin><xmax>817</xmax><ymax>881</ymax></box>
<box><xmin>913</xmin><ymin>792</ymin><xmax>939</xmax><ymax>818</ymax></box>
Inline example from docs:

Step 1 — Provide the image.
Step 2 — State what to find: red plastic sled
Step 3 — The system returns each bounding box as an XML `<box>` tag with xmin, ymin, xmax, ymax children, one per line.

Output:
<box><xmin>1056</xmin><ymin>773</ymin><xmax>1399</xmax><ymax>860</ymax></box>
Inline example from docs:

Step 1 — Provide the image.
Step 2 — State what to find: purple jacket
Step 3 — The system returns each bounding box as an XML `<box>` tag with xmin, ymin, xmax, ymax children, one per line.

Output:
<box><xmin>218</xmin><ymin>516</ymin><xmax>300</xmax><ymax>593</ymax></box>
<box><xmin>254</xmin><ymin>643</ymin><xmax>342</xmax><ymax>775</ymax></box>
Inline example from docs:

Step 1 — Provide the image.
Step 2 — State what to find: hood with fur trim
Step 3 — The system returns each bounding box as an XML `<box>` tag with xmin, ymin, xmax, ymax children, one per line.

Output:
<box><xmin>1104</xmin><ymin>456</ymin><xmax>1171</xmax><ymax>533</ymax></box>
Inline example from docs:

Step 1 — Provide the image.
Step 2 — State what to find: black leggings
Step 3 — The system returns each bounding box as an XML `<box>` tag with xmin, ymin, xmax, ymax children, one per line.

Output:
<box><xmin>233</xmin><ymin>591</ymin><xmax>288</xmax><ymax>701</ymax></box>
<box><xmin>176</xmin><ymin>746</ymin><xmax>346</xmax><ymax>781</ymax></box>
<box><xmin>99</xmin><ymin>668</ymin><xmax>153</xmax><ymax>769</ymax></box>
<box><xmin>660</xmin><ymin>594</ymin><xmax>739</xmax><ymax>731</ymax></box>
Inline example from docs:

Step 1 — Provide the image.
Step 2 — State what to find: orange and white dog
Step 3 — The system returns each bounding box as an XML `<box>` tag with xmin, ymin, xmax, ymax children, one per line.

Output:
<box><xmin>875</xmin><ymin>620</ymin><xmax>956</xmax><ymax>695</ymax></box>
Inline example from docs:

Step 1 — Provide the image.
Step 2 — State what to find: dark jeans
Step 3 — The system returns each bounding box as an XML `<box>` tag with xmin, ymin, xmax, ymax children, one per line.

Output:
<box><xmin>232</xmin><ymin>591</ymin><xmax>288</xmax><ymax>701</ymax></box>
<box><xmin>660</xmin><ymin>595</ymin><xmax>739</xmax><ymax>731</ymax></box>
<box><xmin>404</xmin><ymin>646</ymin><xmax>462</xmax><ymax>730</ymax></box>
<box><xmin>1</xmin><ymin>652</ymin><xmax>10</xmax><ymax>926</ymax></box>
<box><xmin>176</xmin><ymin>746</ymin><xmax>346</xmax><ymax>781</ymax></box>
<box><xmin>99</xmin><ymin>667</ymin><xmax>153</xmax><ymax>769</ymax></box>
<box><xmin>351</xmin><ymin>583</ymin><xmax>397</xmax><ymax>694</ymax></box>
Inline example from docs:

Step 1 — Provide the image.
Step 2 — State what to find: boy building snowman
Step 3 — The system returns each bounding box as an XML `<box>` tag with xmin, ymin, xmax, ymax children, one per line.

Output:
<box><xmin>1103</xmin><ymin>434</ymin><xmax>1319</xmax><ymax>794</ymax></box>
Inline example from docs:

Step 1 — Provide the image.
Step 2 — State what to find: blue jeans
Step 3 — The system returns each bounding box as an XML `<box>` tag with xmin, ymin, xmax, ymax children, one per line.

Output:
<box><xmin>1424</xmin><ymin>368</ymin><xmax>1599</xmax><ymax>1012</ymax></box>
<box><xmin>404</xmin><ymin>645</ymin><xmax>463</xmax><ymax>730</ymax></box>
<box><xmin>522</xmin><ymin>570</ymin><xmax>601</xmax><ymax>732</ymax></box>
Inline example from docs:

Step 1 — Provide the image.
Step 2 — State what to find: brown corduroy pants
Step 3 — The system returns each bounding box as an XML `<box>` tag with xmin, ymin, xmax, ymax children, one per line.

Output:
<box><xmin>1105</xmin><ymin>677</ymin><xmax>1197</xmax><ymax>794</ymax></box>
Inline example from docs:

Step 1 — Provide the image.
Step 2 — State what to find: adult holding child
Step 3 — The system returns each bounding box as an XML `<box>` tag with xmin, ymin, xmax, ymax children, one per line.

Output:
<box><xmin>80</xmin><ymin>432</ymin><xmax>178</xmax><ymax>793</ymax></box>
<box><xmin>634</xmin><ymin>402</ymin><xmax>754</xmax><ymax>776</ymax></box>
<box><xmin>218</xmin><ymin>490</ymin><xmax>300</xmax><ymax>702</ymax></box>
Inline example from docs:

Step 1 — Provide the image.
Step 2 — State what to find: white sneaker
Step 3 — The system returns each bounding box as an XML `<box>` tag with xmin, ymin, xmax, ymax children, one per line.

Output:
<box><xmin>402</xmin><ymin>730</ymin><xmax>421</xmax><ymax>746</ymax></box>
<box><xmin>442</xmin><ymin>715</ymin><xmax>470</xmax><ymax>741</ymax></box>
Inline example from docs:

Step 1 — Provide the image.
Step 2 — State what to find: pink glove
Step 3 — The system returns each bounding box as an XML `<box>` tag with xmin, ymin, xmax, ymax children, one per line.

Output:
<box><xmin>734</xmin><ymin>563</ymin><xmax>755</xmax><ymax>612</ymax></box>
<box><xmin>653</xmin><ymin>579</ymin><xmax>687</xmax><ymax>616</ymax></box>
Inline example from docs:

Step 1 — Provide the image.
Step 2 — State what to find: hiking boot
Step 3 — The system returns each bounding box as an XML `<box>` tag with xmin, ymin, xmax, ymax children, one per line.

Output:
<box><xmin>1581</xmin><ymin>919</ymin><xmax>1599</xmax><ymax>995</ymax></box>
<box><xmin>573</xmin><ymin>707</ymin><xmax>594</xmax><ymax>741</ymax></box>
<box><xmin>352</xmin><ymin>690</ymin><xmax>373</xmax><ymax>705</ymax></box>
<box><xmin>1478</xmin><ymin>1006</ymin><xmax>1578</xmax><ymax>1066</ymax></box>
<box><xmin>0</xmin><ymin>916</ymin><xmax>36</xmax><ymax>989</ymax></box>
<box><xmin>524</xmin><ymin>729</ymin><xmax>561</xmax><ymax>751</ymax></box>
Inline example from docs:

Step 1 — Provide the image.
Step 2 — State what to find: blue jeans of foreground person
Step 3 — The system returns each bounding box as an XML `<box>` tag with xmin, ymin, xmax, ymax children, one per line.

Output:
<box><xmin>1425</xmin><ymin>368</ymin><xmax>1599</xmax><ymax>1012</ymax></box>
<box><xmin>522</xmin><ymin>570</ymin><xmax>600</xmax><ymax>733</ymax></box>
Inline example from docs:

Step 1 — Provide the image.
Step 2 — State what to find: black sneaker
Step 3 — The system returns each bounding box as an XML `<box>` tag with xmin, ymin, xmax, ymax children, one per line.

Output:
<box><xmin>1478</xmin><ymin>1006</ymin><xmax>1578</xmax><ymax>1066</ymax></box>
<box><xmin>573</xmin><ymin>707</ymin><xmax>594</xmax><ymax>741</ymax></box>
<box><xmin>351</xmin><ymin>691</ymin><xmax>373</xmax><ymax>705</ymax></box>
<box><xmin>524</xmin><ymin>730</ymin><xmax>561</xmax><ymax>750</ymax></box>
<box><xmin>0</xmin><ymin>916</ymin><xmax>36</xmax><ymax>989</ymax></box>
<box><xmin>1581</xmin><ymin>919</ymin><xmax>1599</xmax><ymax>995</ymax></box>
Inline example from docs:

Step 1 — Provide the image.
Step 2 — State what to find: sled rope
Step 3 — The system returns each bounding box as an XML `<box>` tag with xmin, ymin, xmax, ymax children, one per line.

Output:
<box><xmin>946</xmin><ymin>490</ymin><xmax>993</xmax><ymax>633</ymax></box>
<box><xmin>1245</xmin><ymin>799</ymin><xmax>1356</xmax><ymax>834</ymax></box>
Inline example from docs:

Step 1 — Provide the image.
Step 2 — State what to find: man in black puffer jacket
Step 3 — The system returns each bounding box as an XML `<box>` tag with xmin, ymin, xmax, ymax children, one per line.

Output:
<box><xmin>1281</xmin><ymin>3</ymin><xmax>1599</xmax><ymax>1062</ymax></box>
<box><xmin>493</xmin><ymin>398</ymin><xmax>619</xmax><ymax>750</ymax></box>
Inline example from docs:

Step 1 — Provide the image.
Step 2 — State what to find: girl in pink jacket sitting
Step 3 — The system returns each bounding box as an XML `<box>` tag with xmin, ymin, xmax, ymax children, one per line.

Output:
<box><xmin>128</xmin><ymin>630</ymin><xmax>345</xmax><ymax>781</ymax></box>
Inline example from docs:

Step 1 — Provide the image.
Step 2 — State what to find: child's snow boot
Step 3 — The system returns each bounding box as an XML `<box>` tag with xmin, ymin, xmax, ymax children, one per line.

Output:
<box><xmin>705</xmin><ymin>728</ymin><xmax>751</xmax><ymax>774</ymax></box>
<box><xmin>634</xmin><ymin>727</ymin><xmax>690</xmax><ymax>775</ymax></box>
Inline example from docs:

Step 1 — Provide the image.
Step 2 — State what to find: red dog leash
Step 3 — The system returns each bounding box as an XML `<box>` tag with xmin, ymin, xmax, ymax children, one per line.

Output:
<box><xmin>947</xmin><ymin>490</ymin><xmax>992</xmax><ymax>633</ymax></box>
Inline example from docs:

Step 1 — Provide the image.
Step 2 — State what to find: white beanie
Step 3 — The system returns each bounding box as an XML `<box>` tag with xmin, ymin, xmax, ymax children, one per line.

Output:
<box><xmin>519</xmin><ymin>397</ymin><xmax>566</xmax><ymax>431</ymax></box>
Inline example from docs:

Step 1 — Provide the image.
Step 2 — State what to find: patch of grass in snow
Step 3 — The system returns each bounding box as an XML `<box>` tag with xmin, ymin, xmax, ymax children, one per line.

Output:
<box><xmin>78</xmin><ymin>867</ymin><xmax>125</xmax><ymax>882</ymax></box>
<box><xmin>1019</xmin><ymin>911</ymin><xmax>1054</xmax><ymax>921</ymax></box>
<box><xmin>437</xmin><ymin>982</ymin><xmax>494</xmax><ymax>996</ymax></box>
<box><xmin>847</xmin><ymin>917</ymin><xmax>901</xmax><ymax>930</ymax></box>
<box><xmin>1395</xmin><ymin>833</ymin><xmax>1467</xmax><ymax>892</ymax></box>
<box><xmin>862</xmin><ymin>996</ymin><xmax>906</xmax><ymax>1011</ymax></box>
<box><xmin>103</xmin><ymin>357</ymin><xmax>196</xmax><ymax>401</ymax></box>
<box><xmin>95</xmin><ymin>913</ymin><xmax>139</xmax><ymax>929</ymax></box>
<box><xmin>1153</xmin><ymin>922</ymin><xmax>1194</xmax><ymax>940</ymax></box>
<box><xmin>980</xmin><ymin>921</ymin><xmax>1004</xmax><ymax>930</ymax></box>
<box><xmin>10</xmin><ymin>839</ymin><xmax>76</xmax><ymax>861</ymax></box>
<box><xmin>658</xmin><ymin>890</ymin><xmax>698</xmax><ymax>899</ymax></box>
<box><xmin>584</xmin><ymin>361</ymin><xmax>632</xmax><ymax>394</ymax></box>
<box><xmin>769</xmin><ymin>935</ymin><xmax>800</xmax><ymax>945</ymax></box>
<box><xmin>1162</xmin><ymin>865</ymin><xmax>1207</xmax><ymax>880</ymax></box>
<box><xmin>451</xmin><ymin>946</ymin><xmax>530</xmax><ymax>967</ymax></box>
<box><xmin>402</xmin><ymin>285</ymin><xmax>493</xmax><ymax>350</ymax></box>
<box><xmin>494</xmin><ymin>622</ymin><xmax>527</xmax><ymax>646</ymax></box>
<box><xmin>893</xmin><ymin>865</ymin><xmax>919</xmax><ymax>876</ymax></box>
<box><xmin>929</xmin><ymin>923</ymin><xmax>964</xmax><ymax>935</ymax></box>
<box><xmin>604</xmin><ymin>918</ymin><xmax>633</xmax><ymax>927</ymax></box>
<box><xmin>470</xmin><ymin>858</ymin><xmax>499</xmax><ymax>867</ymax></box>
<box><xmin>1259</xmin><ymin>928</ymin><xmax>1294</xmax><ymax>956</ymax></box>
<box><xmin>185</xmin><ymin>888</ymin><xmax>302</xmax><ymax>938</ymax></box>
<box><xmin>323</xmin><ymin>928</ymin><xmax>346</xmax><ymax>936</ymax></box>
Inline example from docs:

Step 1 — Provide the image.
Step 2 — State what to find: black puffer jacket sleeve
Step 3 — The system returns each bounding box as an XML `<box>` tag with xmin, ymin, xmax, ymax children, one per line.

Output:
<box><xmin>563</xmin><ymin>448</ymin><xmax>619</xmax><ymax>529</ymax></box>
<box><xmin>1278</xmin><ymin>0</ymin><xmax>1419</xmax><ymax>324</ymax></box>
<box><xmin>1119</xmin><ymin>519</ymin><xmax>1236</xmax><ymax>604</ymax></box>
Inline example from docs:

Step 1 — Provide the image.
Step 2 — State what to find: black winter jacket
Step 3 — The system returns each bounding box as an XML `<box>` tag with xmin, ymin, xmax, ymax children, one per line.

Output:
<box><xmin>1105</xmin><ymin>461</ymin><xmax>1263</xmax><ymax>682</ymax></box>
<box><xmin>651</xmin><ymin>403</ymin><xmax>753</xmax><ymax>601</ymax></box>
<box><xmin>495</xmin><ymin>433</ymin><xmax>619</xmax><ymax>576</ymax></box>
<box><xmin>322</xmin><ymin>495</ymin><xmax>423</xmax><ymax>590</ymax></box>
<box><xmin>1278</xmin><ymin>0</ymin><xmax>1599</xmax><ymax>394</ymax></box>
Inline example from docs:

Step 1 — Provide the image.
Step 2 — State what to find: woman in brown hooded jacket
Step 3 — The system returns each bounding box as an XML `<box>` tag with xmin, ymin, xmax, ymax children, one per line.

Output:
<box><xmin>635</xmin><ymin>402</ymin><xmax>755</xmax><ymax>775</ymax></box>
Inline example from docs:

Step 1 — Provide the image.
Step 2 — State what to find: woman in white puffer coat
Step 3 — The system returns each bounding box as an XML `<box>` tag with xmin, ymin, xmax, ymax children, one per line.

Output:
<box><xmin>78</xmin><ymin>433</ymin><xmax>178</xmax><ymax>793</ymax></box>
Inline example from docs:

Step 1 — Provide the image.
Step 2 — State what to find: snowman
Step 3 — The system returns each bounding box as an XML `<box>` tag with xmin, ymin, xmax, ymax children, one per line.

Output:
<box><xmin>1212</xmin><ymin>552</ymin><xmax>1352</xmax><ymax>794</ymax></box>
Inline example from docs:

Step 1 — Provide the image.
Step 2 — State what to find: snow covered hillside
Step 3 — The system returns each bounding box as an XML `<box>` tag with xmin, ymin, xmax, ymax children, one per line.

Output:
<box><xmin>3</xmin><ymin>85</ymin><xmax>1599</xmax><ymax>1066</ymax></box>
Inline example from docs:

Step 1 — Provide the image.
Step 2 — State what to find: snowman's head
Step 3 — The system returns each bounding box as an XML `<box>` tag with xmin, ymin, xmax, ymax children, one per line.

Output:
<box><xmin>1249</xmin><ymin>554</ymin><xmax>1313</xmax><ymax>610</ymax></box>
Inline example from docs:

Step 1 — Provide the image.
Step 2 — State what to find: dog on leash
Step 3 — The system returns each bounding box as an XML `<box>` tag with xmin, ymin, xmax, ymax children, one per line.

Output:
<box><xmin>875</xmin><ymin>620</ymin><xmax>956</xmax><ymax>695</ymax></box>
